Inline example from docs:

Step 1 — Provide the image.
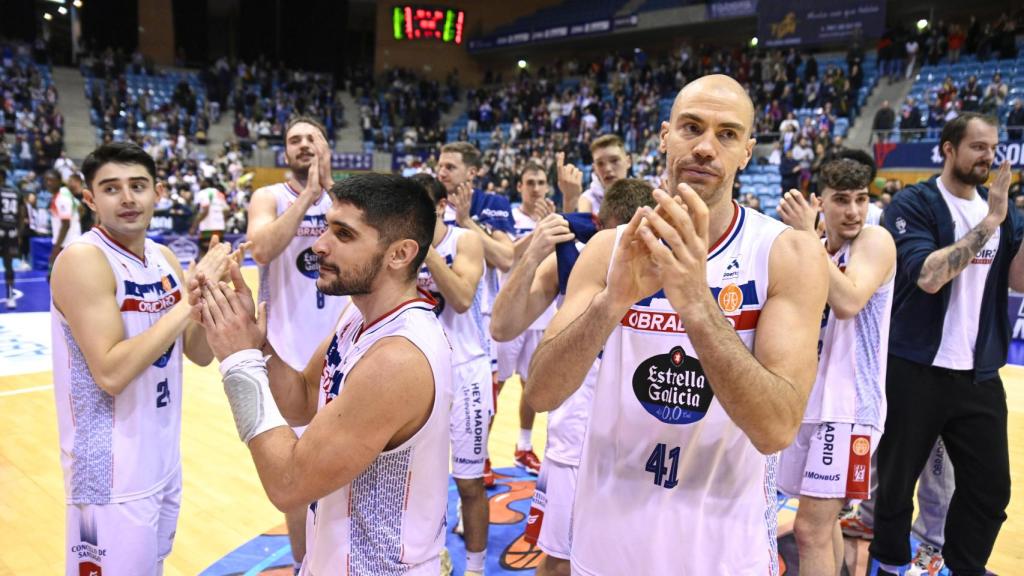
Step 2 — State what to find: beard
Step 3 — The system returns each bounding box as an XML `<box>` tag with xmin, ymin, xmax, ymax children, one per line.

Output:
<box><xmin>317</xmin><ymin>250</ymin><xmax>384</xmax><ymax>297</ymax></box>
<box><xmin>952</xmin><ymin>161</ymin><xmax>991</xmax><ymax>186</ymax></box>
<box><xmin>286</xmin><ymin>152</ymin><xmax>313</xmax><ymax>180</ymax></box>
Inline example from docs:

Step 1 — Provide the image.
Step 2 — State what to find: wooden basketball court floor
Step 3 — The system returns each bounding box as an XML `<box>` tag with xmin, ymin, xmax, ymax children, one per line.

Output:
<box><xmin>2</xmin><ymin>268</ymin><xmax>1024</xmax><ymax>574</ymax></box>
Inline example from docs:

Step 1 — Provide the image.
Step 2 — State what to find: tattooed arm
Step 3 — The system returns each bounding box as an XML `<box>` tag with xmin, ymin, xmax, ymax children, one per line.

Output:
<box><xmin>916</xmin><ymin>217</ymin><xmax>1000</xmax><ymax>294</ymax></box>
<box><xmin>917</xmin><ymin>163</ymin><xmax>1012</xmax><ymax>294</ymax></box>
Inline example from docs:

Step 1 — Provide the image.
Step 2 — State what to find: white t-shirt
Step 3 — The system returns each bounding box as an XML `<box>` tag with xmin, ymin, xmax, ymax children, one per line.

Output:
<box><xmin>933</xmin><ymin>177</ymin><xmax>999</xmax><ymax>370</ymax></box>
<box><xmin>50</xmin><ymin>187</ymin><xmax>81</xmax><ymax>248</ymax></box>
<box><xmin>866</xmin><ymin>203</ymin><xmax>883</xmax><ymax>226</ymax></box>
<box><xmin>196</xmin><ymin>187</ymin><xmax>228</xmax><ymax>232</ymax></box>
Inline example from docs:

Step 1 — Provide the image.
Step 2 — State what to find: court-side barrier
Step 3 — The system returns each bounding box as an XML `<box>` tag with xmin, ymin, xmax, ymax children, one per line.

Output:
<box><xmin>30</xmin><ymin>233</ymin><xmax>252</xmax><ymax>271</ymax></box>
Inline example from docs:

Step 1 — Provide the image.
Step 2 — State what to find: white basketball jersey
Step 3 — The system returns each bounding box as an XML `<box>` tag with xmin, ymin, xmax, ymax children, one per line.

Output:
<box><xmin>444</xmin><ymin>203</ymin><xmax>500</xmax><ymax>316</ymax></box>
<box><xmin>302</xmin><ymin>298</ymin><xmax>452</xmax><ymax>576</ymax></box>
<box><xmin>580</xmin><ymin>181</ymin><xmax>604</xmax><ymax>215</ymax></box>
<box><xmin>52</xmin><ymin>228</ymin><xmax>184</xmax><ymax>504</ymax></box>
<box><xmin>505</xmin><ymin>206</ymin><xmax>556</xmax><ymax>330</ymax></box>
<box><xmin>258</xmin><ymin>183</ymin><xmax>349</xmax><ymax>370</ymax></box>
<box><xmin>804</xmin><ymin>231</ymin><xmax>894</xmax><ymax>430</ymax></box>
<box><xmin>417</xmin><ymin>226</ymin><xmax>489</xmax><ymax>366</ymax></box>
<box><xmin>571</xmin><ymin>204</ymin><xmax>786</xmax><ymax>576</ymax></box>
<box><xmin>545</xmin><ymin>359</ymin><xmax>598</xmax><ymax>467</ymax></box>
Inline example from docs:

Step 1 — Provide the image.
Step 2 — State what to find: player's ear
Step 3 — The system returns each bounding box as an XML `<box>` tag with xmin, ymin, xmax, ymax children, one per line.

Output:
<box><xmin>155</xmin><ymin>180</ymin><xmax>167</xmax><ymax>199</ymax></box>
<box><xmin>82</xmin><ymin>187</ymin><xmax>97</xmax><ymax>211</ymax></box>
<box><xmin>389</xmin><ymin>238</ymin><xmax>422</xmax><ymax>274</ymax></box>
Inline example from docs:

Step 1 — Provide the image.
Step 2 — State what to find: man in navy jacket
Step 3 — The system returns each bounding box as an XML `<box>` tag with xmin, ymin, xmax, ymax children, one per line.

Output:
<box><xmin>870</xmin><ymin>112</ymin><xmax>1023</xmax><ymax>576</ymax></box>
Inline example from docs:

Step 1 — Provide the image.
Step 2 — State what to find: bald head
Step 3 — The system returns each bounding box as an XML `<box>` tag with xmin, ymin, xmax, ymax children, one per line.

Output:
<box><xmin>659</xmin><ymin>74</ymin><xmax>757</xmax><ymax>207</ymax></box>
<box><xmin>671</xmin><ymin>75</ymin><xmax>756</xmax><ymax>137</ymax></box>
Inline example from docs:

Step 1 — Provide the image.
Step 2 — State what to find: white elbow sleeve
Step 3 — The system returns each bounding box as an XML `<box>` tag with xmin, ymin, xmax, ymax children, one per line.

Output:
<box><xmin>219</xmin><ymin>349</ymin><xmax>288</xmax><ymax>444</ymax></box>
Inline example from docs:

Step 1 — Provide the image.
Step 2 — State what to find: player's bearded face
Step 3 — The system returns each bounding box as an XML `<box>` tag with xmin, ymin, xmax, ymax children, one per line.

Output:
<box><xmin>951</xmin><ymin>148</ymin><xmax>993</xmax><ymax>186</ymax></box>
<box><xmin>949</xmin><ymin>121</ymin><xmax>997</xmax><ymax>187</ymax></box>
<box><xmin>317</xmin><ymin>246</ymin><xmax>385</xmax><ymax>297</ymax></box>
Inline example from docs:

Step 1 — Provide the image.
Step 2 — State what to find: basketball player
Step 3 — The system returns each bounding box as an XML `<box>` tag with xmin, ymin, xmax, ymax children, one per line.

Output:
<box><xmin>492</xmin><ymin>178</ymin><xmax>654</xmax><ymax>576</ymax></box>
<box><xmin>576</xmin><ymin>134</ymin><xmax>631</xmax><ymax>215</ymax></box>
<box><xmin>870</xmin><ymin>113</ymin><xmax>1023</xmax><ymax>576</ymax></box>
<box><xmin>47</xmin><ymin>169</ymin><xmax>81</xmax><ymax>271</ymax></box>
<box><xmin>246</xmin><ymin>115</ymin><xmax>349</xmax><ymax>571</ymax></box>
<box><xmin>436</xmin><ymin>141</ymin><xmax>514</xmax><ymax>481</ymax></box>
<box><xmin>0</xmin><ymin>168</ymin><xmax>25</xmax><ymax>308</ymax></box>
<box><xmin>191</xmin><ymin>180</ymin><xmax>228</xmax><ymax>259</ymax></box>
<box><xmin>195</xmin><ymin>173</ymin><xmax>451</xmax><ymax>575</ymax></box>
<box><xmin>526</xmin><ymin>75</ymin><xmax>829</xmax><ymax>574</ymax></box>
<box><xmin>51</xmin><ymin>142</ymin><xmax>235</xmax><ymax>575</ymax></box>
<box><xmin>413</xmin><ymin>173</ymin><xmax>491</xmax><ymax>576</ymax></box>
<box><xmin>775</xmin><ymin>158</ymin><xmax>896</xmax><ymax>575</ymax></box>
<box><xmin>497</xmin><ymin>163</ymin><xmax>557</xmax><ymax>475</ymax></box>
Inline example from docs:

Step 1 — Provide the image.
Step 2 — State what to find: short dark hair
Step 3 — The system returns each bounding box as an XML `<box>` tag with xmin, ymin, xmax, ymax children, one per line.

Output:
<box><xmin>819</xmin><ymin>158</ymin><xmax>873</xmax><ymax>193</ymax></box>
<box><xmin>329</xmin><ymin>174</ymin><xmax>435</xmax><ymax>280</ymax></box>
<box><xmin>440</xmin><ymin>142</ymin><xmax>482</xmax><ymax>169</ymax></box>
<box><xmin>834</xmin><ymin>148</ymin><xmax>877</xmax><ymax>181</ymax></box>
<box><xmin>940</xmin><ymin>112</ymin><xmax>998</xmax><ymax>159</ymax></box>
<box><xmin>410</xmin><ymin>173</ymin><xmax>447</xmax><ymax>204</ymax></box>
<box><xmin>82</xmin><ymin>142</ymin><xmax>158</xmax><ymax>189</ymax></box>
<box><xmin>285</xmin><ymin>115</ymin><xmax>328</xmax><ymax>140</ymax></box>
<box><xmin>599</xmin><ymin>178</ymin><xmax>655</xmax><ymax>227</ymax></box>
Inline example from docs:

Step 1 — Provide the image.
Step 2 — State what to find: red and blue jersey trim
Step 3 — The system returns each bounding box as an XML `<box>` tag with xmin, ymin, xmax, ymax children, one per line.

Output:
<box><xmin>707</xmin><ymin>201</ymin><xmax>744</xmax><ymax>261</ymax></box>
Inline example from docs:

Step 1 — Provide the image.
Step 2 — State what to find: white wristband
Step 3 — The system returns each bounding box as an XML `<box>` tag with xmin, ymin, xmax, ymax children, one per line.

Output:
<box><xmin>219</xmin><ymin>349</ymin><xmax>288</xmax><ymax>444</ymax></box>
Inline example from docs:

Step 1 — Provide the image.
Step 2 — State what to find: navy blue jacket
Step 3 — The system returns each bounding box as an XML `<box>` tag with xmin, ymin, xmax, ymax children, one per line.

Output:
<box><xmin>882</xmin><ymin>176</ymin><xmax>1024</xmax><ymax>381</ymax></box>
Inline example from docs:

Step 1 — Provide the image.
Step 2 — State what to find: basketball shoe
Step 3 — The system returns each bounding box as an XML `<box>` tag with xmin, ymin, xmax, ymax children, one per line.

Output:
<box><xmin>839</xmin><ymin>507</ymin><xmax>873</xmax><ymax>540</ymax></box>
<box><xmin>514</xmin><ymin>448</ymin><xmax>541</xmax><ymax>475</ymax></box>
<box><xmin>906</xmin><ymin>544</ymin><xmax>944</xmax><ymax>576</ymax></box>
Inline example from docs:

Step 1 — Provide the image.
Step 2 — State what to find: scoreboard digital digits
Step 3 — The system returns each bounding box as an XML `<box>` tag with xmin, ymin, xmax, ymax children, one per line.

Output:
<box><xmin>392</xmin><ymin>6</ymin><xmax>465</xmax><ymax>44</ymax></box>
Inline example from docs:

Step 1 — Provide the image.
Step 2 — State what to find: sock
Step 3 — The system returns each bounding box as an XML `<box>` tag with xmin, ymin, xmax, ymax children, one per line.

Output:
<box><xmin>517</xmin><ymin>429</ymin><xmax>532</xmax><ymax>451</ymax></box>
<box><xmin>466</xmin><ymin>550</ymin><xmax>486</xmax><ymax>572</ymax></box>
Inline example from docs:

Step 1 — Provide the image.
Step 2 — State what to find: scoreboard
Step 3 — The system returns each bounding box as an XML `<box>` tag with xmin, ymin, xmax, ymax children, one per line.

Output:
<box><xmin>392</xmin><ymin>6</ymin><xmax>465</xmax><ymax>44</ymax></box>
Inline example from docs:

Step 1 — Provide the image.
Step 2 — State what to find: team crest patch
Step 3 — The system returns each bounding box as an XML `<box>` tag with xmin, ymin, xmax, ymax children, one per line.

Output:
<box><xmin>717</xmin><ymin>283</ymin><xmax>743</xmax><ymax>313</ymax></box>
<box><xmin>852</xmin><ymin>437</ymin><xmax>870</xmax><ymax>457</ymax></box>
<box><xmin>895</xmin><ymin>217</ymin><xmax>907</xmax><ymax>235</ymax></box>
<box><xmin>632</xmin><ymin>346</ymin><xmax>713</xmax><ymax>424</ymax></box>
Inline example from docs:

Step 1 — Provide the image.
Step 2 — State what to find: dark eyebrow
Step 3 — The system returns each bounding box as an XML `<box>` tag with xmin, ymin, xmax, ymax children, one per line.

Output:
<box><xmin>329</xmin><ymin>219</ymin><xmax>359</xmax><ymax>236</ymax></box>
<box><xmin>676</xmin><ymin>112</ymin><xmax>746</xmax><ymax>132</ymax></box>
<box><xmin>96</xmin><ymin>176</ymin><xmax>151</xmax><ymax>186</ymax></box>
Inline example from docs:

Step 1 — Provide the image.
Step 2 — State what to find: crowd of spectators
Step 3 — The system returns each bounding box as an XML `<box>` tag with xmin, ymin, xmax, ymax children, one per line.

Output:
<box><xmin>390</xmin><ymin>42</ymin><xmax>870</xmax><ymax>199</ymax></box>
<box><xmin>877</xmin><ymin>12</ymin><xmax>1024</xmax><ymax>142</ymax></box>
<box><xmin>202</xmin><ymin>57</ymin><xmax>342</xmax><ymax>148</ymax></box>
<box><xmin>356</xmin><ymin>67</ymin><xmax>458</xmax><ymax>154</ymax></box>
<box><xmin>876</xmin><ymin>12</ymin><xmax>1021</xmax><ymax>83</ymax></box>
<box><xmin>83</xmin><ymin>47</ymin><xmax>213</xmax><ymax>146</ymax></box>
<box><xmin>0</xmin><ymin>43</ymin><xmax>65</xmax><ymax>174</ymax></box>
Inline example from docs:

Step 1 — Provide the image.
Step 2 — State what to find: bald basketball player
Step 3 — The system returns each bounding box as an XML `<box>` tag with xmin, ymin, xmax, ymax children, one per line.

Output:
<box><xmin>526</xmin><ymin>75</ymin><xmax>829</xmax><ymax>574</ymax></box>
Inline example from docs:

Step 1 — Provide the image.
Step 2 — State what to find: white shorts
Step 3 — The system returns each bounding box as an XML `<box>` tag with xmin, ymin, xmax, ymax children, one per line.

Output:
<box><xmin>482</xmin><ymin>314</ymin><xmax>498</xmax><ymax>372</ymax></box>
<box><xmin>450</xmin><ymin>358</ymin><xmax>494</xmax><ymax>479</ymax></box>
<box><xmin>65</xmin><ymin>468</ymin><xmax>182</xmax><ymax>576</ymax></box>
<box><xmin>778</xmin><ymin>422</ymin><xmax>878</xmax><ymax>500</ymax></box>
<box><xmin>497</xmin><ymin>329</ymin><xmax>544</xmax><ymax>382</ymax></box>
<box><xmin>525</xmin><ymin>459</ymin><xmax>578</xmax><ymax>560</ymax></box>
